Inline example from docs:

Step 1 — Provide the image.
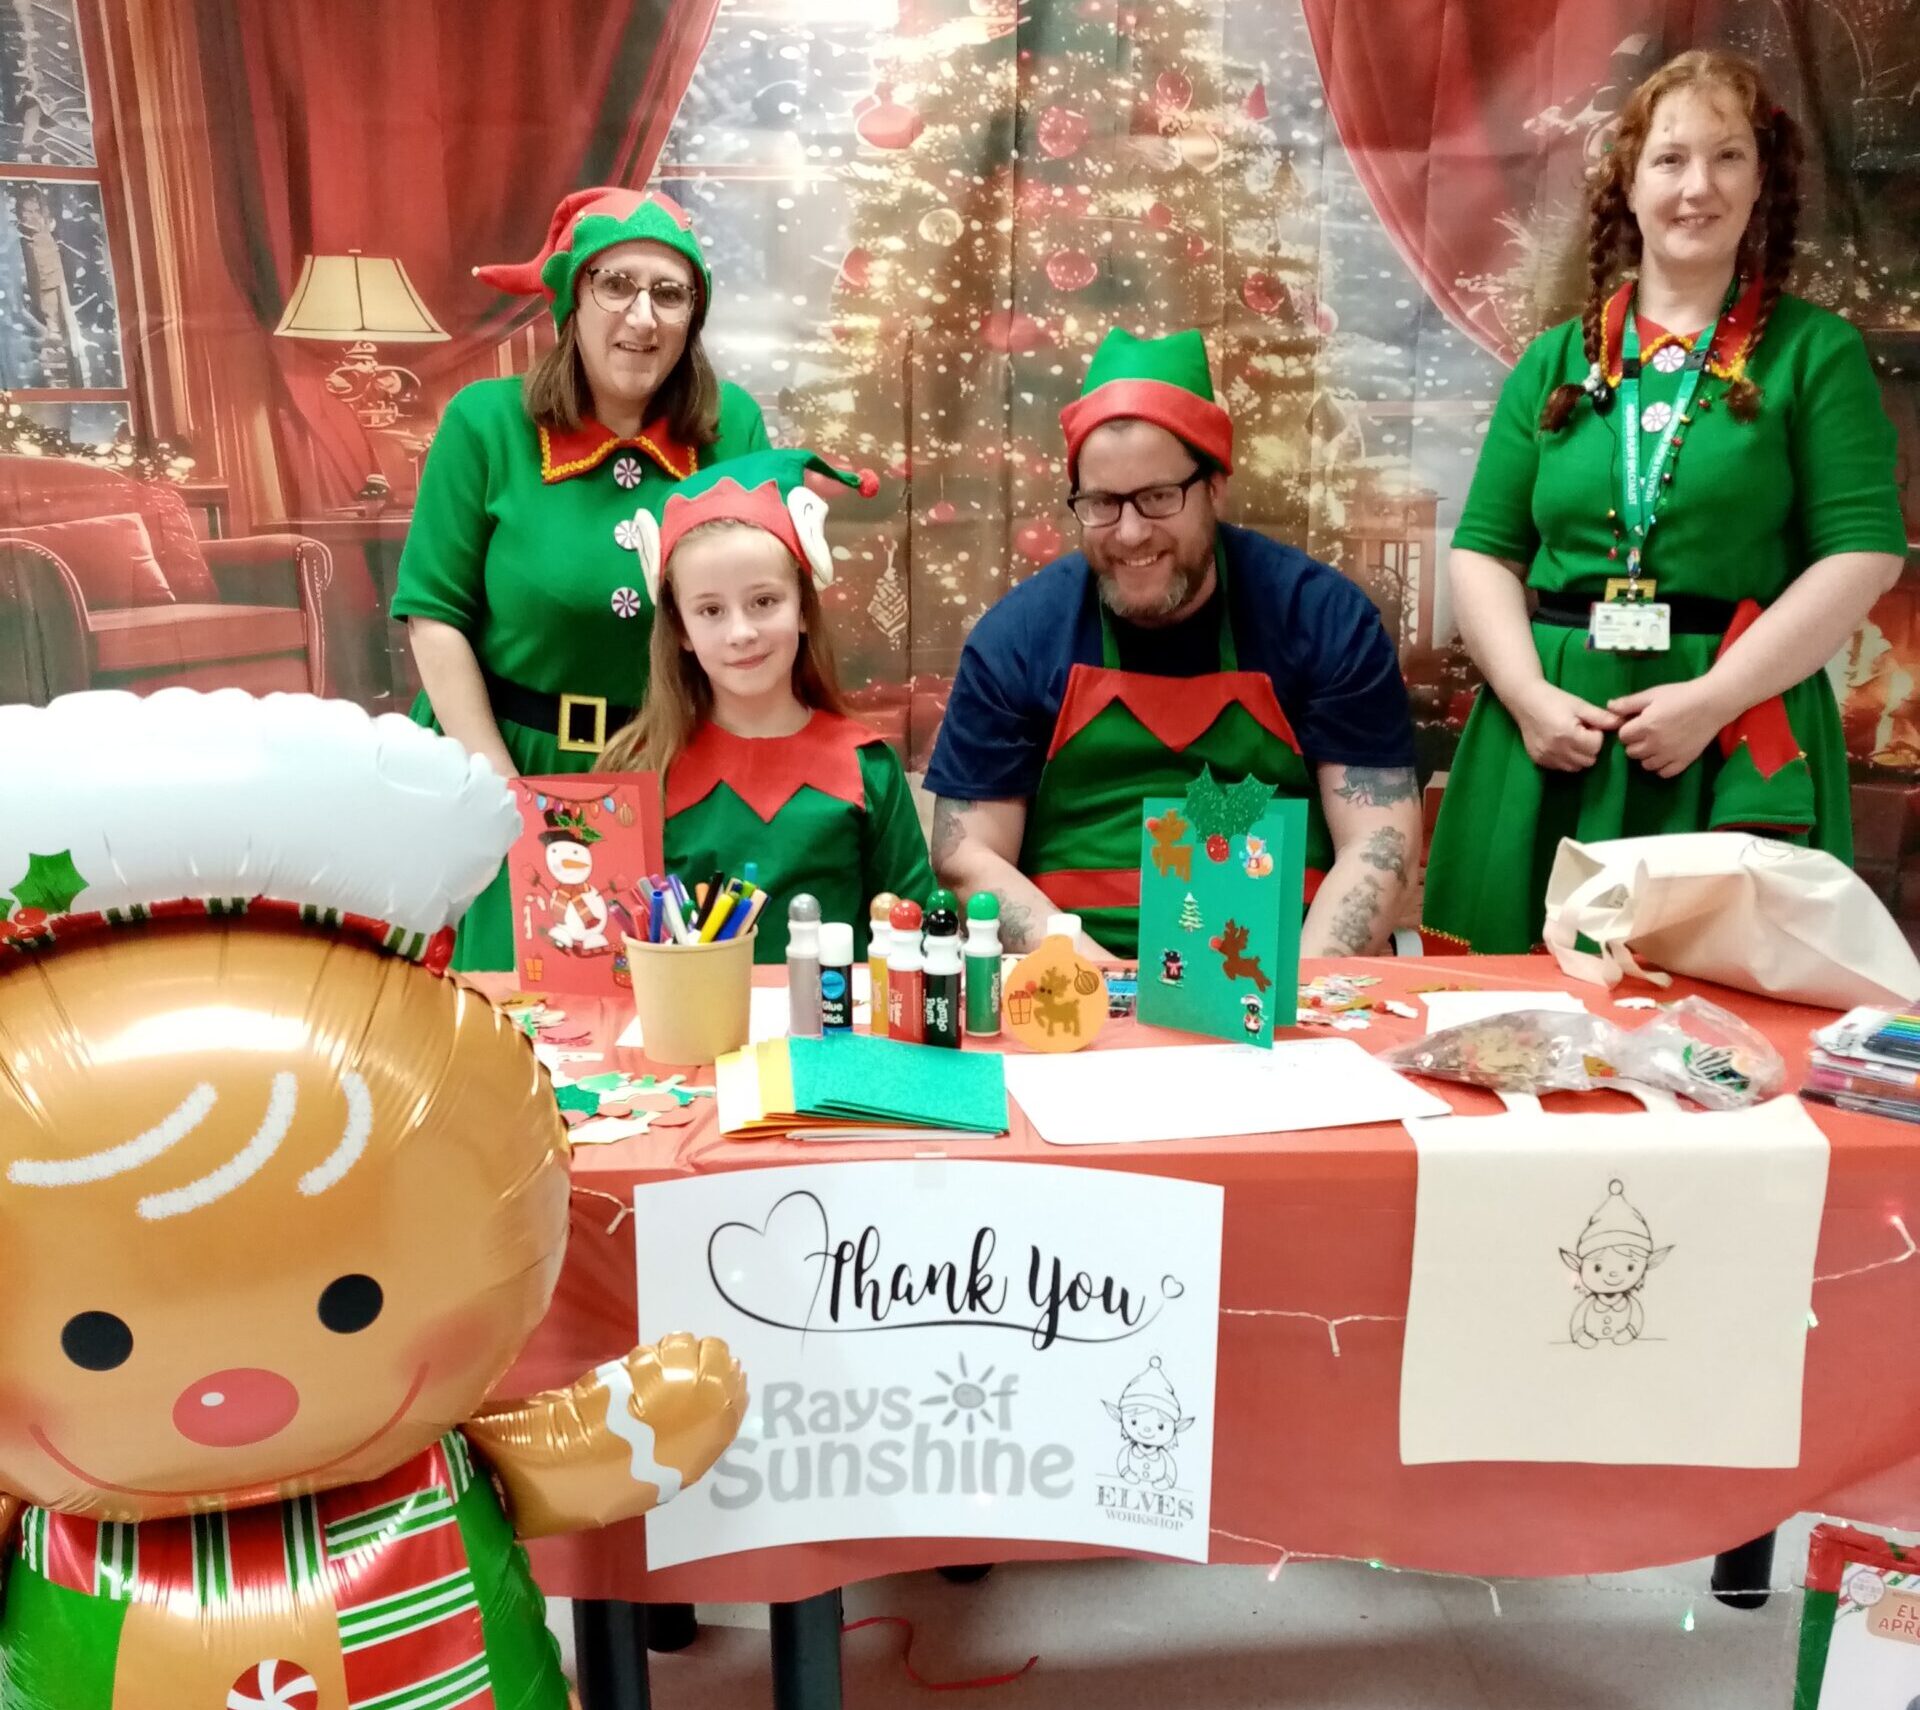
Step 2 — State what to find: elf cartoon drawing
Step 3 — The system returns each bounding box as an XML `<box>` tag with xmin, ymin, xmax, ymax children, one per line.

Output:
<box><xmin>1561</xmin><ymin>1178</ymin><xmax>1673</xmax><ymax>1347</ymax></box>
<box><xmin>1103</xmin><ymin>1357</ymin><xmax>1195</xmax><ymax>1490</ymax></box>
<box><xmin>538</xmin><ymin>807</ymin><xmax>613</xmax><ymax>954</ymax></box>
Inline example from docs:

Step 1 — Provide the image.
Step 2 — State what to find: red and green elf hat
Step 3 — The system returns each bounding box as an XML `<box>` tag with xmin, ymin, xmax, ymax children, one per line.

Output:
<box><xmin>623</xmin><ymin>449</ymin><xmax>879</xmax><ymax>603</ymax></box>
<box><xmin>1060</xmin><ymin>326</ymin><xmax>1234</xmax><ymax>478</ymax></box>
<box><xmin>472</xmin><ymin>187</ymin><xmax>712</xmax><ymax>328</ymax></box>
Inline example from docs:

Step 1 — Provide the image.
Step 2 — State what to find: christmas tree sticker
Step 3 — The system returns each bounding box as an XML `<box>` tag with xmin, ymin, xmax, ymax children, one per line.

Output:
<box><xmin>1179</xmin><ymin>892</ymin><xmax>1203</xmax><ymax>932</ymax></box>
<box><xmin>1183</xmin><ymin>767</ymin><xmax>1277</xmax><ymax>863</ymax></box>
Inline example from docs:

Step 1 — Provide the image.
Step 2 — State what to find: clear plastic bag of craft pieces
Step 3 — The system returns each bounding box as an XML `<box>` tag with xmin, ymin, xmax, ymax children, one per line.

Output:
<box><xmin>1378</xmin><ymin>1008</ymin><xmax>1619</xmax><ymax>1095</ymax></box>
<box><xmin>1607</xmin><ymin>997</ymin><xmax>1784</xmax><ymax>1110</ymax></box>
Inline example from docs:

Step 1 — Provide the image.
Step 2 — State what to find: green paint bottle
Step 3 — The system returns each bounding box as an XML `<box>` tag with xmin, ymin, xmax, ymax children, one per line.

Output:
<box><xmin>964</xmin><ymin>891</ymin><xmax>1003</xmax><ymax>1037</ymax></box>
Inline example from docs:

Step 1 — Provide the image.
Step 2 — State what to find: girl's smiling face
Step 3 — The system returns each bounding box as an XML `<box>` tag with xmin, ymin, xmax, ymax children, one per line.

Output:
<box><xmin>670</xmin><ymin>527</ymin><xmax>807</xmax><ymax>710</ymax></box>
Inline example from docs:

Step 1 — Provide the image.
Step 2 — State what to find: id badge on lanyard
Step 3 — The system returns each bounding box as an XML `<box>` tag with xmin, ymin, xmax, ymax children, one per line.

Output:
<box><xmin>1590</xmin><ymin>287</ymin><xmax>1725</xmax><ymax>654</ymax></box>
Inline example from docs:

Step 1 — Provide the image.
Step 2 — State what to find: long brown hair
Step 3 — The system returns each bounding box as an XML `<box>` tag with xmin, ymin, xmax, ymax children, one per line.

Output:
<box><xmin>521</xmin><ymin>277</ymin><xmax>723</xmax><ymax>447</ymax></box>
<box><xmin>601</xmin><ymin>520</ymin><xmax>852</xmax><ymax>776</ymax></box>
<box><xmin>1541</xmin><ymin>49</ymin><xmax>1803</xmax><ymax>432</ymax></box>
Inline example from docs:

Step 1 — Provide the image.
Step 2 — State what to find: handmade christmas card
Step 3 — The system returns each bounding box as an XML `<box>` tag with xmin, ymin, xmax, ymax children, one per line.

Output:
<box><xmin>1137</xmin><ymin>768</ymin><xmax>1304</xmax><ymax>1046</ymax></box>
<box><xmin>507</xmin><ymin>773</ymin><xmax>663</xmax><ymax>1000</ymax></box>
<box><xmin>1795</xmin><ymin>1525</ymin><xmax>1920</xmax><ymax>1709</ymax></box>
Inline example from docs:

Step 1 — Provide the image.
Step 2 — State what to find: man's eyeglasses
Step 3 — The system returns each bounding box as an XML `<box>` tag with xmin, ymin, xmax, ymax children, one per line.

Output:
<box><xmin>1066</xmin><ymin>469</ymin><xmax>1207</xmax><ymax>527</ymax></box>
<box><xmin>585</xmin><ymin>268</ymin><xmax>697</xmax><ymax>322</ymax></box>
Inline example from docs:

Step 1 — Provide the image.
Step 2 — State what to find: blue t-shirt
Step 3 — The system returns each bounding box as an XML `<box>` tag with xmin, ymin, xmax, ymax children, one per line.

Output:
<box><xmin>924</xmin><ymin>523</ymin><xmax>1416</xmax><ymax>802</ymax></box>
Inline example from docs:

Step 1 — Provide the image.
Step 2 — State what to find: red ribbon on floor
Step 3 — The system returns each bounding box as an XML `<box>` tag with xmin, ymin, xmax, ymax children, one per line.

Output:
<box><xmin>842</xmin><ymin>1615</ymin><xmax>1040</xmax><ymax>1691</ymax></box>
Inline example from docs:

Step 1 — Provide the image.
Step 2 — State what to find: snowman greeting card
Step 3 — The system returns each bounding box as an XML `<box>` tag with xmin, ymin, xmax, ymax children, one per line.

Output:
<box><xmin>507</xmin><ymin>773</ymin><xmax>662</xmax><ymax>999</ymax></box>
<box><xmin>1137</xmin><ymin>769</ymin><xmax>1304</xmax><ymax>1047</ymax></box>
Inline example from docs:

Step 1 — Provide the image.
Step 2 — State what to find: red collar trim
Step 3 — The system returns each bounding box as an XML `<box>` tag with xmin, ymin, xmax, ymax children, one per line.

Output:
<box><xmin>665</xmin><ymin>710</ymin><xmax>879</xmax><ymax>822</ymax></box>
<box><xmin>1600</xmin><ymin>276</ymin><xmax>1766</xmax><ymax>387</ymax></box>
<box><xmin>539</xmin><ymin>418</ymin><xmax>698</xmax><ymax>484</ymax></box>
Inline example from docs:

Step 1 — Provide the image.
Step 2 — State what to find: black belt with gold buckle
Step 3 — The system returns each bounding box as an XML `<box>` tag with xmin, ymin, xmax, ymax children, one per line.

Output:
<box><xmin>481</xmin><ymin>668</ymin><xmax>636</xmax><ymax>755</ymax></box>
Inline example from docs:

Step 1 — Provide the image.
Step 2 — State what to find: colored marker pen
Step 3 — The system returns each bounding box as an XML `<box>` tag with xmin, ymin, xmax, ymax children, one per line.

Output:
<box><xmin>921</xmin><ymin>889</ymin><xmax>962</xmax><ymax>1049</ymax></box>
<box><xmin>868</xmin><ymin>892</ymin><xmax>898</xmax><ymax>1037</ymax></box>
<box><xmin>964</xmin><ymin>891</ymin><xmax>1003</xmax><ymax>1037</ymax></box>
<box><xmin>787</xmin><ymin>894</ymin><xmax>823</xmax><ymax>1039</ymax></box>
<box><xmin>887</xmin><ymin>898</ymin><xmax>924</xmax><ymax>1043</ymax></box>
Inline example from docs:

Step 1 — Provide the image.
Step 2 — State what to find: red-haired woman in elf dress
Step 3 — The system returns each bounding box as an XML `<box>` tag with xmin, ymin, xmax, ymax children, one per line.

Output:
<box><xmin>1424</xmin><ymin>49</ymin><xmax>1906</xmax><ymax>952</ymax></box>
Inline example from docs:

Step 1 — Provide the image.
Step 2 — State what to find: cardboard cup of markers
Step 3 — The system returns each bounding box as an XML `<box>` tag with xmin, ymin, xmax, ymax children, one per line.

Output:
<box><xmin>623</xmin><ymin>871</ymin><xmax>763</xmax><ymax>1066</ymax></box>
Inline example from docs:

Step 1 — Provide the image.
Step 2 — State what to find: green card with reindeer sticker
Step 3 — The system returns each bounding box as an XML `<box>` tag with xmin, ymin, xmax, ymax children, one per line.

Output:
<box><xmin>1137</xmin><ymin>769</ymin><xmax>1303</xmax><ymax>1047</ymax></box>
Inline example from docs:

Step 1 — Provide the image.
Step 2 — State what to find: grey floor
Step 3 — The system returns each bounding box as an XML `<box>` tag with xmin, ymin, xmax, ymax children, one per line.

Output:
<box><xmin>545</xmin><ymin>1511</ymin><xmax>1861</xmax><ymax>1707</ymax></box>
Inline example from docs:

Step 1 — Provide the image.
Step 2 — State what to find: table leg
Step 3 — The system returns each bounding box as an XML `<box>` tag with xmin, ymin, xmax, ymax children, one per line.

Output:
<box><xmin>1710</xmin><ymin>1530</ymin><xmax>1776</xmax><ymax>1611</ymax></box>
<box><xmin>572</xmin><ymin>1598</ymin><xmax>652</xmax><ymax>1709</ymax></box>
<box><xmin>770</xmin><ymin>1588</ymin><xmax>844</xmax><ymax>1710</ymax></box>
<box><xmin>647</xmin><ymin>1601</ymin><xmax>698</xmax><ymax>1652</ymax></box>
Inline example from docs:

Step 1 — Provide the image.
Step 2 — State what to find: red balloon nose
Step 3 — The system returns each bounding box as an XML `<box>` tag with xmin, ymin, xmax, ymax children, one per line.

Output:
<box><xmin>172</xmin><ymin>1368</ymin><xmax>300</xmax><ymax>1448</ymax></box>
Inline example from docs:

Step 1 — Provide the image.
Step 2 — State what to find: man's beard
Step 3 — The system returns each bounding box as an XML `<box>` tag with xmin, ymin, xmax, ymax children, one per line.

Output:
<box><xmin>1094</xmin><ymin>543</ymin><xmax>1209</xmax><ymax>624</ymax></box>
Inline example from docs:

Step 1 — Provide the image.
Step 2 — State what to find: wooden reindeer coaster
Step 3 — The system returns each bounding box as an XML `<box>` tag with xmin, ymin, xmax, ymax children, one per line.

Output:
<box><xmin>1003</xmin><ymin>937</ymin><xmax>1108</xmax><ymax>1053</ymax></box>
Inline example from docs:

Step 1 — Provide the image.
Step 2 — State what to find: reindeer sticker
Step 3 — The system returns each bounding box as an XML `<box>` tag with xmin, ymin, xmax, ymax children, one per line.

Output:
<box><xmin>1209</xmin><ymin>919</ymin><xmax>1271</xmax><ymax>993</ymax></box>
<box><xmin>1561</xmin><ymin>1179</ymin><xmax>1673</xmax><ymax>1348</ymax></box>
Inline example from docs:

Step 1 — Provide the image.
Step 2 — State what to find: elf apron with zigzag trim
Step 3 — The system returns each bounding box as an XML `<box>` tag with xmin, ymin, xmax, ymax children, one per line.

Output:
<box><xmin>1021</xmin><ymin>548</ymin><xmax>1332</xmax><ymax>957</ymax></box>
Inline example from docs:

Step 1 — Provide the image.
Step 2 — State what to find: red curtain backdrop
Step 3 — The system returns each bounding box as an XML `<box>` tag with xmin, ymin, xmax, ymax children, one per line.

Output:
<box><xmin>1300</xmin><ymin>2</ymin><xmax>1745</xmax><ymax>366</ymax></box>
<box><xmin>190</xmin><ymin>0</ymin><xmax>722</xmax><ymax>512</ymax></box>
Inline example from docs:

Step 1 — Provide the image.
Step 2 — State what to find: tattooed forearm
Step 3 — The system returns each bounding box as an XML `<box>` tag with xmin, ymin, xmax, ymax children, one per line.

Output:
<box><xmin>1359</xmin><ymin>825</ymin><xmax>1411</xmax><ymax>883</ymax></box>
<box><xmin>931</xmin><ymin>796</ymin><xmax>971</xmax><ymax>867</ymax></box>
<box><xmin>1327</xmin><ymin>873</ymin><xmax>1386</xmax><ymax>956</ymax></box>
<box><xmin>1333</xmin><ymin>765</ymin><xmax>1418</xmax><ymax>808</ymax></box>
<box><xmin>995</xmin><ymin>893</ymin><xmax>1040</xmax><ymax>952</ymax></box>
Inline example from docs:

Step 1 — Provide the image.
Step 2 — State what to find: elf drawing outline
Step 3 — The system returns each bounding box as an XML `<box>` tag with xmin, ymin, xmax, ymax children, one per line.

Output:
<box><xmin>1560</xmin><ymin>1178</ymin><xmax>1672</xmax><ymax>1348</ymax></box>
<box><xmin>1103</xmin><ymin>1356</ymin><xmax>1195</xmax><ymax>1489</ymax></box>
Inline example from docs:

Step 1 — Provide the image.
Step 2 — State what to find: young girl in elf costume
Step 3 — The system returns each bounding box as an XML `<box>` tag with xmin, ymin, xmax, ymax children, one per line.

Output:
<box><xmin>602</xmin><ymin>449</ymin><xmax>935</xmax><ymax>962</ymax></box>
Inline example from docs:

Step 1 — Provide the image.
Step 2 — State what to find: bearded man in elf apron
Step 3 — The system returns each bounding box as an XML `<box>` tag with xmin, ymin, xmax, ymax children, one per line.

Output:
<box><xmin>926</xmin><ymin>326</ymin><xmax>1422</xmax><ymax>960</ymax></box>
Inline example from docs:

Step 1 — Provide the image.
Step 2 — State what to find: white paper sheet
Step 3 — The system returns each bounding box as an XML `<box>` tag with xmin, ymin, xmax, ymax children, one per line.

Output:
<box><xmin>1005</xmin><ymin>1040</ymin><xmax>1449</xmax><ymax>1146</ymax></box>
<box><xmin>1400</xmin><ymin>1095</ymin><xmax>1829</xmax><ymax>1467</ymax></box>
<box><xmin>633</xmin><ymin>1161</ymin><xmax>1223</xmax><ymax>1566</ymax></box>
<box><xmin>1421</xmin><ymin>989</ymin><xmax>1592</xmax><ymax>1034</ymax></box>
<box><xmin>617</xmin><ymin>966</ymin><xmax>870</xmax><ymax>1048</ymax></box>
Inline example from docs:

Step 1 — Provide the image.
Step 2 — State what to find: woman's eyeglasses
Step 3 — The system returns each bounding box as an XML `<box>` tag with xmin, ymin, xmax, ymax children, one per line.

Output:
<box><xmin>1066</xmin><ymin>469</ymin><xmax>1207</xmax><ymax>527</ymax></box>
<box><xmin>585</xmin><ymin>268</ymin><xmax>697</xmax><ymax>322</ymax></box>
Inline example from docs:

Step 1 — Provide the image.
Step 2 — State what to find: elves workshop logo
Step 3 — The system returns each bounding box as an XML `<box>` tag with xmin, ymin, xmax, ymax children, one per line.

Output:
<box><xmin>698</xmin><ymin>1189</ymin><xmax>1190</xmax><ymax>1512</ymax></box>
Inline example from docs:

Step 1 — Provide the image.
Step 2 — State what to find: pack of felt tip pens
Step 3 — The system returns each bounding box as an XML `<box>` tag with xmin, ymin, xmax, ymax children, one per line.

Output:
<box><xmin>1805</xmin><ymin>1008</ymin><xmax>1920</xmax><ymax>1125</ymax></box>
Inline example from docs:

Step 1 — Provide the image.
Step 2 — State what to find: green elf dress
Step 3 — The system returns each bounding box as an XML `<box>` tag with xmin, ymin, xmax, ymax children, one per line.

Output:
<box><xmin>391</xmin><ymin>188</ymin><xmax>769</xmax><ymax>972</ymax></box>
<box><xmin>665</xmin><ymin>711</ymin><xmax>935</xmax><ymax>964</ymax></box>
<box><xmin>1424</xmin><ymin>283</ymin><xmax>1906</xmax><ymax>954</ymax></box>
<box><xmin>635</xmin><ymin>449</ymin><xmax>932</xmax><ymax>962</ymax></box>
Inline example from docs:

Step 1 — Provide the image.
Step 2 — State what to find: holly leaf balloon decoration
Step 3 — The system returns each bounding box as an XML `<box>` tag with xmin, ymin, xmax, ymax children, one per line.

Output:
<box><xmin>1181</xmin><ymin>767</ymin><xmax>1275</xmax><ymax>841</ymax></box>
<box><xmin>4</xmin><ymin>849</ymin><xmax>88</xmax><ymax>918</ymax></box>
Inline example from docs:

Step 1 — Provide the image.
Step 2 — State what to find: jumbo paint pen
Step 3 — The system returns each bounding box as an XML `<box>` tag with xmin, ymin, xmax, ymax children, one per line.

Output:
<box><xmin>786</xmin><ymin>894</ymin><xmax>823</xmax><ymax>1038</ymax></box>
<box><xmin>868</xmin><ymin>892</ymin><xmax>898</xmax><ymax>1037</ymax></box>
<box><xmin>819</xmin><ymin>922</ymin><xmax>855</xmax><ymax>1033</ymax></box>
<box><xmin>887</xmin><ymin>897</ymin><xmax>925</xmax><ymax>1043</ymax></box>
<box><xmin>964</xmin><ymin>891</ymin><xmax>1003</xmax><ymax>1037</ymax></box>
<box><xmin>921</xmin><ymin>889</ymin><xmax>963</xmax><ymax>1048</ymax></box>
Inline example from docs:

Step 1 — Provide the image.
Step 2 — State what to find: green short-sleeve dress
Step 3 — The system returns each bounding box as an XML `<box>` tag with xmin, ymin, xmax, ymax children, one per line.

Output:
<box><xmin>1424</xmin><ymin>290</ymin><xmax>1905</xmax><ymax>953</ymax></box>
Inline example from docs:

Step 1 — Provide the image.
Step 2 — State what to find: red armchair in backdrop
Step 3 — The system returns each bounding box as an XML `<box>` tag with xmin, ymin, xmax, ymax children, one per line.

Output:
<box><xmin>0</xmin><ymin>456</ymin><xmax>375</xmax><ymax>705</ymax></box>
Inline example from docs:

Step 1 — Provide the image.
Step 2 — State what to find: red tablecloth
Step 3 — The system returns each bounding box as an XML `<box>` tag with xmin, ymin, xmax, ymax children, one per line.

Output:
<box><xmin>487</xmin><ymin>957</ymin><xmax>1920</xmax><ymax>1604</ymax></box>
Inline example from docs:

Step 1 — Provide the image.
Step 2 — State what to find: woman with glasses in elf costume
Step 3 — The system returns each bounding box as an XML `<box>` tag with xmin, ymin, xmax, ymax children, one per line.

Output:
<box><xmin>1423</xmin><ymin>51</ymin><xmax>1905</xmax><ymax>953</ymax></box>
<box><xmin>393</xmin><ymin>188</ymin><xmax>770</xmax><ymax>970</ymax></box>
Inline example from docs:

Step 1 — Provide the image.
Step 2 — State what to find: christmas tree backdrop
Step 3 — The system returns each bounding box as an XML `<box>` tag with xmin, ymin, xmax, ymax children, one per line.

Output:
<box><xmin>5</xmin><ymin>0</ymin><xmax>1920</xmax><ymax>902</ymax></box>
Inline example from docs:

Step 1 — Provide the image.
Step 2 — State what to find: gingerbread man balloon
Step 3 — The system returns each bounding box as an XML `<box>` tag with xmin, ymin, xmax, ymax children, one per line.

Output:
<box><xmin>0</xmin><ymin>690</ymin><xmax>746</xmax><ymax>1709</ymax></box>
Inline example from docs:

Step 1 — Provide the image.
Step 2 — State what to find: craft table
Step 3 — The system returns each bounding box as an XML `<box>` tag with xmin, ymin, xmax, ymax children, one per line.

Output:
<box><xmin>482</xmin><ymin>958</ymin><xmax>1920</xmax><ymax>1708</ymax></box>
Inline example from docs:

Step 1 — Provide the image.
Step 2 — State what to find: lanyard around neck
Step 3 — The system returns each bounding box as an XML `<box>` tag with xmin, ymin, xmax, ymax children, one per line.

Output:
<box><xmin>1616</xmin><ymin>281</ymin><xmax>1734</xmax><ymax>577</ymax></box>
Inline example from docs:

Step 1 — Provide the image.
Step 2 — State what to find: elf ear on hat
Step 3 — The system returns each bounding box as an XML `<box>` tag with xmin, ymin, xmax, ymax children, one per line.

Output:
<box><xmin>623</xmin><ymin>449</ymin><xmax>879</xmax><ymax>603</ymax></box>
<box><xmin>473</xmin><ymin>187</ymin><xmax>712</xmax><ymax>329</ymax></box>
<box><xmin>1059</xmin><ymin>326</ymin><xmax>1234</xmax><ymax>479</ymax></box>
